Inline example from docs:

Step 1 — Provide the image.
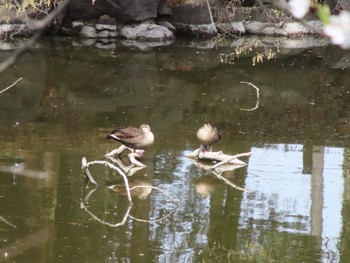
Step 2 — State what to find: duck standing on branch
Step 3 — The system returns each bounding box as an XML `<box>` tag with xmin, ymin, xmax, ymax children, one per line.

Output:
<box><xmin>106</xmin><ymin>124</ymin><xmax>154</xmax><ymax>154</ymax></box>
<box><xmin>196</xmin><ymin>123</ymin><xmax>221</xmax><ymax>152</ymax></box>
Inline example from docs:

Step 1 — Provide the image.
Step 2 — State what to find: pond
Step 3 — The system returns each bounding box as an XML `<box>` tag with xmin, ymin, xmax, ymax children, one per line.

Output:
<box><xmin>0</xmin><ymin>36</ymin><xmax>350</xmax><ymax>262</ymax></box>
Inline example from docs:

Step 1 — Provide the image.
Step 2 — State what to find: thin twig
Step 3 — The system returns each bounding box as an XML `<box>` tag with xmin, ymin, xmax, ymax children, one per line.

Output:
<box><xmin>239</xmin><ymin>81</ymin><xmax>260</xmax><ymax>111</ymax></box>
<box><xmin>0</xmin><ymin>77</ymin><xmax>22</xmax><ymax>95</ymax></box>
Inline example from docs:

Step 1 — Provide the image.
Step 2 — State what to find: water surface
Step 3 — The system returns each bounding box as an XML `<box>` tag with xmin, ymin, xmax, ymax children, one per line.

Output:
<box><xmin>0</xmin><ymin>37</ymin><xmax>349</xmax><ymax>262</ymax></box>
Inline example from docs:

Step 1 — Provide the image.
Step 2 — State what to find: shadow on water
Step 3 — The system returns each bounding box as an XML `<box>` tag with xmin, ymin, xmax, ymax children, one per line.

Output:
<box><xmin>0</xmin><ymin>36</ymin><xmax>350</xmax><ymax>262</ymax></box>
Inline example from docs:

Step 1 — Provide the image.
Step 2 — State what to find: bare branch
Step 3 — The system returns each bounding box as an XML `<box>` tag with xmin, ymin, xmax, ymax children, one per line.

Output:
<box><xmin>211</xmin><ymin>152</ymin><xmax>251</xmax><ymax>169</ymax></box>
<box><xmin>81</xmin><ymin>158</ymin><xmax>132</xmax><ymax>203</ymax></box>
<box><xmin>0</xmin><ymin>216</ymin><xmax>17</xmax><ymax>228</ymax></box>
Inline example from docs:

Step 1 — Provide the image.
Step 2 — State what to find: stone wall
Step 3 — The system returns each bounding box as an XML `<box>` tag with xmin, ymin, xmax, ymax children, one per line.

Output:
<box><xmin>0</xmin><ymin>0</ymin><xmax>325</xmax><ymax>42</ymax></box>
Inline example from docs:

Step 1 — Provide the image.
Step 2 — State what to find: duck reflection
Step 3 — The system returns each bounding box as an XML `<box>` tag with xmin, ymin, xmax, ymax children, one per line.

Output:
<box><xmin>191</xmin><ymin>158</ymin><xmax>249</xmax><ymax>193</ymax></box>
<box><xmin>108</xmin><ymin>177</ymin><xmax>153</xmax><ymax>200</ymax></box>
<box><xmin>195</xmin><ymin>175</ymin><xmax>220</xmax><ymax>199</ymax></box>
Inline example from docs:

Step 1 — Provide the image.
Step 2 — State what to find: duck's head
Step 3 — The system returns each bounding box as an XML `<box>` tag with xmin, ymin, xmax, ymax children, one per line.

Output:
<box><xmin>140</xmin><ymin>124</ymin><xmax>151</xmax><ymax>132</ymax></box>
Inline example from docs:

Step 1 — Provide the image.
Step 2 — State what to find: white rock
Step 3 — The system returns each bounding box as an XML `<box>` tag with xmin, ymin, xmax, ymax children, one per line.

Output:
<box><xmin>120</xmin><ymin>23</ymin><xmax>174</xmax><ymax>41</ymax></box>
<box><xmin>96</xmin><ymin>24</ymin><xmax>117</xmax><ymax>31</ymax></box>
<box><xmin>217</xmin><ymin>22</ymin><xmax>246</xmax><ymax>34</ymax></box>
<box><xmin>97</xmin><ymin>30</ymin><xmax>117</xmax><ymax>38</ymax></box>
<box><xmin>72</xmin><ymin>21</ymin><xmax>84</xmax><ymax>28</ymax></box>
<box><xmin>175</xmin><ymin>23</ymin><xmax>218</xmax><ymax>36</ymax></box>
<box><xmin>80</xmin><ymin>25</ymin><xmax>97</xmax><ymax>38</ymax></box>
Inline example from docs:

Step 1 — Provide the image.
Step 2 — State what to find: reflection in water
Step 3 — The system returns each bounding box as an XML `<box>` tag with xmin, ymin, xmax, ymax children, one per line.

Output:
<box><xmin>0</xmin><ymin>38</ymin><xmax>350</xmax><ymax>262</ymax></box>
<box><xmin>240</xmin><ymin>144</ymin><xmax>344</xmax><ymax>262</ymax></box>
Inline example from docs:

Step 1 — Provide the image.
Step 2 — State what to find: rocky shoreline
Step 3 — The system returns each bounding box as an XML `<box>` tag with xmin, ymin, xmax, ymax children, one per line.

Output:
<box><xmin>0</xmin><ymin>1</ymin><xmax>324</xmax><ymax>44</ymax></box>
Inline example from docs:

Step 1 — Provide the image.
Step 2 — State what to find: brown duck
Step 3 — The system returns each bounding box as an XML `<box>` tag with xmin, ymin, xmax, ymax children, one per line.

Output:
<box><xmin>196</xmin><ymin>123</ymin><xmax>221</xmax><ymax>151</ymax></box>
<box><xmin>106</xmin><ymin>124</ymin><xmax>154</xmax><ymax>152</ymax></box>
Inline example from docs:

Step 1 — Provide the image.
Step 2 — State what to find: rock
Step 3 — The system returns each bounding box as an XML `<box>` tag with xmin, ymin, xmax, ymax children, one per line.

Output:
<box><xmin>244</xmin><ymin>20</ymin><xmax>322</xmax><ymax>36</ymax></box>
<box><xmin>175</xmin><ymin>23</ymin><xmax>217</xmax><ymax>37</ymax></box>
<box><xmin>96</xmin><ymin>15</ymin><xmax>117</xmax><ymax>31</ymax></box>
<box><xmin>72</xmin><ymin>21</ymin><xmax>85</xmax><ymax>28</ymax></box>
<box><xmin>170</xmin><ymin>1</ymin><xmax>217</xmax><ymax>37</ymax></box>
<box><xmin>0</xmin><ymin>24</ymin><xmax>35</xmax><ymax>37</ymax></box>
<box><xmin>96</xmin><ymin>24</ymin><xmax>117</xmax><ymax>31</ymax></box>
<box><xmin>216</xmin><ymin>22</ymin><xmax>246</xmax><ymax>35</ymax></box>
<box><xmin>157</xmin><ymin>20</ymin><xmax>176</xmax><ymax>32</ymax></box>
<box><xmin>80</xmin><ymin>25</ymin><xmax>97</xmax><ymax>38</ymax></box>
<box><xmin>97</xmin><ymin>30</ymin><xmax>117</xmax><ymax>38</ymax></box>
<box><xmin>120</xmin><ymin>23</ymin><xmax>174</xmax><ymax>41</ymax></box>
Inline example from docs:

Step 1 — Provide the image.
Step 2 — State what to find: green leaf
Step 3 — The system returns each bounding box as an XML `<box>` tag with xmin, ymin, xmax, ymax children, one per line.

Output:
<box><xmin>317</xmin><ymin>4</ymin><xmax>331</xmax><ymax>24</ymax></box>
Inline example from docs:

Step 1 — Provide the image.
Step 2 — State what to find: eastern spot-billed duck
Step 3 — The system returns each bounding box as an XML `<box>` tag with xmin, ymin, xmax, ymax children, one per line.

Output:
<box><xmin>196</xmin><ymin>123</ymin><xmax>221</xmax><ymax>151</ymax></box>
<box><xmin>106</xmin><ymin>124</ymin><xmax>154</xmax><ymax>152</ymax></box>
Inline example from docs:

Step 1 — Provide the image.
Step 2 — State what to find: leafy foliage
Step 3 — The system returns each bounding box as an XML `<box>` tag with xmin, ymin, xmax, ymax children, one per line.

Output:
<box><xmin>0</xmin><ymin>0</ymin><xmax>60</xmax><ymax>22</ymax></box>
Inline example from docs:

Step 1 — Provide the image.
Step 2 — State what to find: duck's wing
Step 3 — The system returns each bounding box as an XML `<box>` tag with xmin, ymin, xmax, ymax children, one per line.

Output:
<box><xmin>113</xmin><ymin>126</ymin><xmax>143</xmax><ymax>139</ymax></box>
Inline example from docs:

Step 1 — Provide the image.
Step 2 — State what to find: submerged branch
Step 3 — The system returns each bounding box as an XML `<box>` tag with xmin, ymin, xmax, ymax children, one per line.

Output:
<box><xmin>0</xmin><ymin>216</ymin><xmax>17</xmax><ymax>228</ymax></box>
<box><xmin>239</xmin><ymin>81</ymin><xmax>260</xmax><ymax>111</ymax></box>
<box><xmin>0</xmin><ymin>77</ymin><xmax>22</xmax><ymax>95</ymax></box>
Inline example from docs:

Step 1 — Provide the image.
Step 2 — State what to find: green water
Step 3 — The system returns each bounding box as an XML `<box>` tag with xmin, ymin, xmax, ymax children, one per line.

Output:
<box><xmin>0</xmin><ymin>37</ymin><xmax>349</xmax><ymax>262</ymax></box>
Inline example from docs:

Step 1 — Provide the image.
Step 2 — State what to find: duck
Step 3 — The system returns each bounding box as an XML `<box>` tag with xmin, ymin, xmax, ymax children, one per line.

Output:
<box><xmin>106</xmin><ymin>124</ymin><xmax>154</xmax><ymax>152</ymax></box>
<box><xmin>196</xmin><ymin>123</ymin><xmax>221</xmax><ymax>151</ymax></box>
